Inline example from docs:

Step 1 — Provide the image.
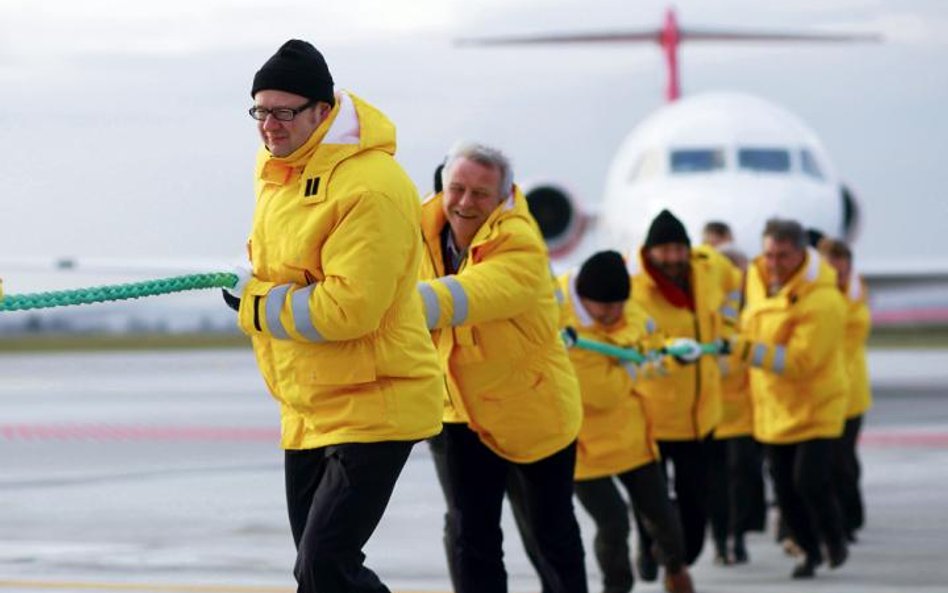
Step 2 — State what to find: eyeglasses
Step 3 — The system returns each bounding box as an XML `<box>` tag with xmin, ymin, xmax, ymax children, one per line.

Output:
<box><xmin>248</xmin><ymin>99</ymin><xmax>316</xmax><ymax>122</ymax></box>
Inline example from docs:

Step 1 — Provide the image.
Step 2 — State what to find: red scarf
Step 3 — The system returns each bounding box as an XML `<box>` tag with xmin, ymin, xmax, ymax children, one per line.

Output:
<box><xmin>643</xmin><ymin>254</ymin><xmax>695</xmax><ymax>310</ymax></box>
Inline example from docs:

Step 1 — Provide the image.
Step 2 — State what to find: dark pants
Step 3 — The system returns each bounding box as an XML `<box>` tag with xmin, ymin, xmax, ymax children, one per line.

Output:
<box><xmin>439</xmin><ymin>422</ymin><xmax>588</xmax><ymax>593</ymax></box>
<box><xmin>768</xmin><ymin>439</ymin><xmax>845</xmax><ymax>562</ymax></box>
<box><xmin>285</xmin><ymin>441</ymin><xmax>414</xmax><ymax>593</ymax></box>
<box><xmin>575</xmin><ymin>463</ymin><xmax>686</xmax><ymax>593</ymax></box>
<box><xmin>832</xmin><ymin>416</ymin><xmax>866</xmax><ymax>533</ymax></box>
<box><xmin>708</xmin><ymin>436</ymin><xmax>766</xmax><ymax>547</ymax></box>
<box><xmin>634</xmin><ymin>439</ymin><xmax>710</xmax><ymax>566</ymax></box>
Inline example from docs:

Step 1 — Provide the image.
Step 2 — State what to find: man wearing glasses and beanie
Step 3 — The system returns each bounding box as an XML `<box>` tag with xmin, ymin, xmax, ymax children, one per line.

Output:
<box><xmin>225</xmin><ymin>39</ymin><xmax>444</xmax><ymax>592</ymax></box>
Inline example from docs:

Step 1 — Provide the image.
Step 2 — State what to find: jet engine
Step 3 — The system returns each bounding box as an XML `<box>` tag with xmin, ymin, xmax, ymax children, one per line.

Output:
<box><xmin>524</xmin><ymin>182</ymin><xmax>587</xmax><ymax>258</ymax></box>
<box><xmin>840</xmin><ymin>184</ymin><xmax>862</xmax><ymax>243</ymax></box>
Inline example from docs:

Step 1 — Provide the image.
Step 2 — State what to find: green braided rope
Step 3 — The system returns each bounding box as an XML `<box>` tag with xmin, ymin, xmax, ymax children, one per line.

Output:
<box><xmin>0</xmin><ymin>272</ymin><xmax>238</xmax><ymax>312</ymax></box>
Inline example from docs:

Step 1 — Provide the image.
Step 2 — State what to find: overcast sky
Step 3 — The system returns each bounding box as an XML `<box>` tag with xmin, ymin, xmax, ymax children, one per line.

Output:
<box><xmin>1</xmin><ymin>0</ymin><xmax>946</xmax><ymax>287</ymax></box>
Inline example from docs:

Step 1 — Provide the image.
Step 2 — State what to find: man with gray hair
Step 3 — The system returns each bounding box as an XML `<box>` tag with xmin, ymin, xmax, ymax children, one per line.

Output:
<box><xmin>729</xmin><ymin>217</ymin><xmax>849</xmax><ymax>579</ymax></box>
<box><xmin>417</xmin><ymin>142</ymin><xmax>587</xmax><ymax>592</ymax></box>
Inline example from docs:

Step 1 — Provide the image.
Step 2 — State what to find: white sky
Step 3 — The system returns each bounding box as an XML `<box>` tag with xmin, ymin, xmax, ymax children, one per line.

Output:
<box><xmin>1</xmin><ymin>0</ymin><xmax>947</xmax><ymax>283</ymax></box>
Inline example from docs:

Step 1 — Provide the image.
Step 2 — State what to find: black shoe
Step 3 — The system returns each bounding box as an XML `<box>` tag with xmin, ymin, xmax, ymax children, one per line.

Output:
<box><xmin>791</xmin><ymin>559</ymin><xmax>818</xmax><ymax>579</ymax></box>
<box><xmin>731</xmin><ymin>537</ymin><xmax>749</xmax><ymax>564</ymax></box>
<box><xmin>637</xmin><ymin>548</ymin><xmax>658</xmax><ymax>582</ymax></box>
<box><xmin>827</xmin><ymin>540</ymin><xmax>849</xmax><ymax>569</ymax></box>
<box><xmin>845</xmin><ymin>530</ymin><xmax>858</xmax><ymax>544</ymax></box>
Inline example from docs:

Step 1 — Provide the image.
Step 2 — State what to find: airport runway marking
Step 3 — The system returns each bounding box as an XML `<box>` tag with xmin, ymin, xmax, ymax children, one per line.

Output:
<box><xmin>0</xmin><ymin>580</ymin><xmax>444</xmax><ymax>593</ymax></box>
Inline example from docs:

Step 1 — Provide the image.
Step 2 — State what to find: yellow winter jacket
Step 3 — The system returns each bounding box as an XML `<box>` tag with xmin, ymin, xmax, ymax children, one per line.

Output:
<box><xmin>629</xmin><ymin>245</ymin><xmax>743</xmax><ymax>441</ymax></box>
<box><xmin>736</xmin><ymin>250</ymin><xmax>848</xmax><ymax>444</ymax></box>
<box><xmin>559</xmin><ymin>272</ymin><xmax>661</xmax><ymax>480</ymax></box>
<box><xmin>842</xmin><ymin>277</ymin><xmax>872</xmax><ymax>418</ymax></box>
<box><xmin>418</xmin><ymin>188</ymin><xmax>582</xmax><ymax>463</ymax></box>
<box><xmin>237</xmin><ymin>91</ymin><xmax>444</xmax><ymax>450</ymax></box>
<box><xmin>715</xmin><ymin>359</ymin><xmax>753</xmax><ymax>439</ymax></box>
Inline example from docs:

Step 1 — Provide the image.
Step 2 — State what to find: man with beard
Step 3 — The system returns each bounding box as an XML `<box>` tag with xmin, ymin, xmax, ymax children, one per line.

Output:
<box><xmin>627</xmin><ymin>210</ymin><xmax>743</xmax><ymax>577</ymax></box>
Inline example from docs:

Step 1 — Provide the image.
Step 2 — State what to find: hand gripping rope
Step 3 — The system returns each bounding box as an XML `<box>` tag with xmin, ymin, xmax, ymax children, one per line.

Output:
<box><xmin>0</xmin><ymin>273</ymin><xmax>238</xmax><ymax>313</ymax></box>
<box><xmin>561</xmin><ymin>327</ymin><xmax>724</xmax><ymax>362</ymax></box>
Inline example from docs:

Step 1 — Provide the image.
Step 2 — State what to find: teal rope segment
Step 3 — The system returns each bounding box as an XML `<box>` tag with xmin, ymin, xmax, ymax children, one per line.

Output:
<box><xmin>0</xmin><ymin>272</ymin><xmax>238</xmax><ymax>312</ymax></box>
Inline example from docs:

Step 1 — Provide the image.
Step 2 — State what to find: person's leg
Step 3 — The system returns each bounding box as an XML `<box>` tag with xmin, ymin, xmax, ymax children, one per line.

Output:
<box><xmin>833</xmin><ymin>416</ymin><xmax>865</xmax><ymax>537</ymax></box>
<box><xmin>513</xmin><ymin>441</ymin><xmax>588</xmax><ymax>593</ymax></box>
<box><xmin>768</xmin><ymin>443</ymin><xmax>821</xmax><ymax>578</ymax></box>
<box><xmin>706</xmin><ymin>438</ymin><xmax>731</xmax><ymax>564</ymax></box>
<box><xmin>441</xmin><ymin>423</ymin><xmax>510</xmax><ymax>593</ymax></box>
<box><xmin>575</xmin><ymin>476</ymin><xmax>634</xmax><ymax>593</ymax></box>
<box><xmin>290</xmin><ymin>441</ymin><xmax>414</xmax><ymax>593</ymax></box>
<box><xmin>797</xmin><ymin>438</ymin><xmax>847</xmax><ymax>568</ymax></box>
<box><xmin>633</xmin><ymin>449</ymin><xmax>670</xmax><ymax>582</ymax></box>
<box><xmin>664</xmin><ymin>440</ymin><xmax>711</xmax><ymax>565</ymax></box>
<box><xmin>728</xmin><ymin>436</ymin><xmax>765</xmax><ymax>562</ymax></box>
<box><xmin>426</xmin><ymin>432</ymin><xmax>460</xmax><ymax>585</ymax></box>
<box><xmin>507</xmin><ymin>471</ymin><xmax>555</xmax><ymax>593</ymax></box>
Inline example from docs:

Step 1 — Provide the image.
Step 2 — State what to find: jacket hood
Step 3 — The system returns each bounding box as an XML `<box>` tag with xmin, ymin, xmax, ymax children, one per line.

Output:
<box><xmin>255</xmin><ymin>90</ymin><xmax>397</xmax><ymax>188</ymax></box>
<box><xmin>752</xmin><ymin>247</ymin><xmax>837</xmax><ymax>300</ymax></box>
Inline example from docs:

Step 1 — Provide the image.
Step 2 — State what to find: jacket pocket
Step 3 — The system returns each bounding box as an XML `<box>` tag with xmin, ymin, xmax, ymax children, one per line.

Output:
<box><xmin>293</xmin><ymin>340</ymin><xmax>377</xmax><ymax>386</ymax></box>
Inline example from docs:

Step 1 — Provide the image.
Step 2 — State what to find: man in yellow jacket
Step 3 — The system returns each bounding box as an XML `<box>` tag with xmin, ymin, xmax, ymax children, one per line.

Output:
<box><xmin>228</xmin><ymin>40</ymin><xmax>444</xmax><ymax>593</ymax></box>
<box><xmin>819</xmin><ymin>238</ymin><xmax>871</xmax><ymax>542</ymax></box>
<box><xmin>732</xmin><ymin>219</ymin><xmax>849</xmax><ymax>579</ymax></box>
<box><xmin>561</xmin><ymin>251</ymin><xmax>694</xmax><ymax>593</ymax></box>
<box><xmin>627</xmin><ymin>209</ymin><xmax>743</xmax><ymax>574</ymax></box>
<box><xmin>417</xmin><ymin>142</ymin><xmax>586</xmax><ymax>593</ymax></box>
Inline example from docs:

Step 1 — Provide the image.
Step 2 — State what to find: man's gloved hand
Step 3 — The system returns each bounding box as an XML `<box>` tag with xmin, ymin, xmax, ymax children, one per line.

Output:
<box><xmin>669</xmin><ymin>337</ymin><xmax>703</xmax><ymax>364</ymax></box>
<box><xmin>562</xmin><ymin>326</ymin><xmax>579</xmax><ymax>348</ymax></box>
<box><xmin>222</xmin><ymin>265</ymin><xmax>253</xmax><ymax>312</ymax></box>
<box><xmin>712</xmin><ymin>337</ymin><xmax>732</xmax><ymax>355</ymax></box>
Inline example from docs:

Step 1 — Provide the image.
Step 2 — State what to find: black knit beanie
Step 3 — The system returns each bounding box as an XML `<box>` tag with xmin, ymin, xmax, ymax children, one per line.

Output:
<box><xmin>251</xmin><ymin>40</ymin><xmax>335</xmax><ymax>107</ymax></box>
<box><xmin>576</xmin><ymin>251</ymin><xmax>631</xmax><ymax>302</ymax></box>
<box><xmin>644</xmin><ymin>209</ymin><xmax>690</xmax><ymax>248</ymax></box>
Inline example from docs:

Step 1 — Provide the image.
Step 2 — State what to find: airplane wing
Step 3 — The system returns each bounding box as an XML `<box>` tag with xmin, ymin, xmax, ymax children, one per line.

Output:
<box><xmin>859</xmin><ymin>259</ymin><xmax>948</xmax><ymax>326</ymax></box>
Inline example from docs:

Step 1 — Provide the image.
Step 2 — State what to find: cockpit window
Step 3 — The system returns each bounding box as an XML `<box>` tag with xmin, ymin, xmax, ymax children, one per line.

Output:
<box><xmin>800</xmin><ymin>149</ymin><xmax>825</xmax><ymax>180</ymax></box>
<box><xmin>669</xmin><ymin>148</ymin><xmax>726</xmax><ymax>174</ymax></box>
<box><xmin>737</xmin><ymin>148</ymin><xmax>790</xmax><ymax>173</ymax></box>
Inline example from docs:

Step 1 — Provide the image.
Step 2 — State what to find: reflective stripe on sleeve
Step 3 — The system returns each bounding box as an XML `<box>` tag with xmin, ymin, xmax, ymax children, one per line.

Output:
<box><xmin>622</xmin><ymin>361</ymin><xmax>638</xmax><ymax>382</ymax></box>
<box><xmin>417</xmin><ymin>282</ymin><xmax>441</xmax><ymax>330</ymax></box>
<box><xmin>645</xmin><ymin>317</ymin><xmax>657</xmax><ymax>334</ymax></box>
<box><xmin>291</xmin><ymin>284</ymin><xmax>325</xmax><ymax>342</ymax></box>
<box><xmin>772</xmin><ymin>345</ymin><xmax>787</xmax><ymax>374</ymax></box>
<box><xmin>265</xmin><ymin>284</ymin><xmax>292</xmax><ymax>340</ymax></box>
<box><xmin>720</xmin><ymin>305</ymin><xmax>738</xmax><ymax>319</ymax></box>
<box><xmin>750</xmin><ymin>343</ymin><xmax>767</xmax><ymax>368</ymax></box>
<box><xmin>438</xmin><ymin>276</ymin><xmax>469</xmax><ymax>326</ymax></box>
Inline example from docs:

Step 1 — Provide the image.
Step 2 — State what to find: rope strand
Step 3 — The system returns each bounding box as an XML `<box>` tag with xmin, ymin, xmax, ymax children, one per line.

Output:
<box><xmin>0</xmin><ymin>273</ymin><xmax>238</xmax><ymax>312</ymax></box>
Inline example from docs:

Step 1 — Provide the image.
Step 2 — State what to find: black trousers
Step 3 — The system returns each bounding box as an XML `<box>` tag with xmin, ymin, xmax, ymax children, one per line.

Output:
<box><xmin>708</xmin><ymin>435</ymin><xmax>766</xmax><ymax>546</ymax></box>
<box><xmin>438</xmin><ymin>422</ymin><xmax>588</xmax><ymax>593</ymax></box>
<box><xmin>633</xmin><ymin>439</ymin><xmax>710</xmax><ymax>566</ymax></box>
<box><xmin>768</xmin><ymin>439</ymin><xmax>845</xmax><ymax>562</ymax></box>
<box><xmin>285</xmin><ymin>441</ymin><xmax>414</xmax><ymax>593</ymax></box>
<box><xmin>832</xmin><ymin>416</ymin><xmax>866</xmax><ymax>533</ymax></box>
<box><xmin>575</xmin><ymin>463</ymin><xmax>686</xmax><ymax>593</ymax></box>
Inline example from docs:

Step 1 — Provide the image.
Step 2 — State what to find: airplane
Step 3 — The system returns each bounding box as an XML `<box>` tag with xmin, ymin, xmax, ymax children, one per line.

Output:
<box><xmin>459</xmin><ymin>8</ymin><xmax>948</xmax><ymax>326</ymax></box>
<box><xmin>459</xmin><ymin>7</ymin><xmax>874</xmax><ymax>259</ymax></box>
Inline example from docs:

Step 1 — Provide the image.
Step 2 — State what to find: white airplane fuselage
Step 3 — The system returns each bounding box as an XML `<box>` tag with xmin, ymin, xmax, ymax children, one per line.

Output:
<box><xmin>597</xmin><ymin>91</ymin><xmax>850</xmax><ymax>257</ymax></box>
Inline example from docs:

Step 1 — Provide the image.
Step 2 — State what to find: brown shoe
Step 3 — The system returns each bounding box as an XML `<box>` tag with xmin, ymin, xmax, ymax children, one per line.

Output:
<box><xmin>664</xmin><ymin>567</ymin><xmax>695</xmax><ymax>593</ymax></box>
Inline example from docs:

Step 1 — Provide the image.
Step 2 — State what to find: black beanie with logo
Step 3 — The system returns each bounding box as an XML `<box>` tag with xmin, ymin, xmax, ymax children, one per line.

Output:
<box><xmin>576</xmin><ymin>251</ymin><xmax>631</xmax><ymax>302</ymax></box>
<box><xmin>644</xmin><ymin>209</ymin><xmax>691</xmax><ymax>248</ymax></box>
<box><xmin>251</xmin><ymin>39</ymin><xmax>335</xmax><ymax>107</ymax></box>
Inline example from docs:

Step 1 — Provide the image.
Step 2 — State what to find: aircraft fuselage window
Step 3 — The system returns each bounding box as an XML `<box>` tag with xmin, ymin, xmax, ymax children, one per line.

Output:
<box><xmin>800</xmin><ymin>149</ymin><xmax>825</xmax><ymax>180</ymax></box>
<box><xmin>669</xmin><ymin>148</ymin><xmax>726</xmax><ymax>174</ymax></box>
<box><xmin>738</xmin><ymin>148</ymin><xmax>790</xmax><ymax>173</ymax></box>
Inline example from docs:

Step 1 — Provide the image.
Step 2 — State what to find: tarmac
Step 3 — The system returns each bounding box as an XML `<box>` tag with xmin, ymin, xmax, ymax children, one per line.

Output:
<box><xmin>1</xmin><ymin>347</ymin><xmax>947</xmax><ymax>593</ymax></box>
